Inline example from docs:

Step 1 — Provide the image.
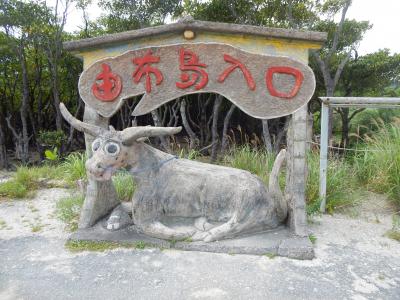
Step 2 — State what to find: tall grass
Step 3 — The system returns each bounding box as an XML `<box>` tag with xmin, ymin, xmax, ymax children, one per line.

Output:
<box><xmin>0</xmin><ymin>153</ymin><xmax>86</xmax><ymax>199</ymax></box>
<box><xmin>354</xmin><ymin>123</ymin><xmax>400</xmax><ymax>206</ymax></box>
<box><xmin>3</xmin><ymin>125</ymin><xmax>399</xmax><ymax>215</ymax></box>
<box><xmin>307</xmin><ymin>151</ymin><xmax>359</xmax><ymax>214</ymax></box>
<box><xmin>0</xmin><ymin>165</ymin><xmax>65</xmax><ymax>199</ymax></box>
<box><xmin>113</xmin><ymin>172</ymin><xmax>136</xmax><ymax>202</ymax></box>
<box><xmin>224</xmin><ymin>146</ymin><xmax>360</xmax><ymax>214</ymax></box>
<box><xmin>60</xmin><ymin>152</ymin><xmax>87</xmax><ymax>184</ymax></box>
<box><xmin>0</xmin><ymin>180</ymin><xmax>28</xmax><ymax>198</ymax></box>
<box><xmin>223</xmin><ymin>145</ymin><xmax>275</xmax><ymax>184</ymax></box>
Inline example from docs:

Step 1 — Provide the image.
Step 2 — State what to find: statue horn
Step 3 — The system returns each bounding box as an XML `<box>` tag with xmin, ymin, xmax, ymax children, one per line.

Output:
<box><xmin>59</xmin><ymin>103</ymin><xmax>105</xmax><ymax>137</ymax></box>
<box><xmin>121</xmin><ymin>126</ymin><xmax>182</xmax><ymax>145</ymax></box>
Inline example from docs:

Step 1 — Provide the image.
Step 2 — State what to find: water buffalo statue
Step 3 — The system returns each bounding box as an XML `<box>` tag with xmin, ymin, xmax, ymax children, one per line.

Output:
<box><xmin>60</xmin><ymin>103</ymin><xmax>287</xmax><ymax>242</ymax></box>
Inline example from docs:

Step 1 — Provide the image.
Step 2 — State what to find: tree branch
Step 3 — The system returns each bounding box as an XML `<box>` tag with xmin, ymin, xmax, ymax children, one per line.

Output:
<box><xmin>349</xmin><ymin>108</ymin><xmax>365</xmax><ymax>121</ymax></box>
<box><xmin>327</xmin><ymin>0</ymin><xmax>352</xmax><ymax>60</ymax></box>
<box><xmin>312</xmin><ymin>50</ymin><xmax>332</xmax><ymax>88</ymax></box>
<box><xmin>333</xmin><ymin>49</ymin><xmax>353</xmax><ymax>88</ymax></box>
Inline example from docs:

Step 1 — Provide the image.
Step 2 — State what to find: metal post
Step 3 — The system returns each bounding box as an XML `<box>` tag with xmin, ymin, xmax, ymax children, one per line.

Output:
<box><xmin>319</xmin><ymin>102</ymin><xmax>329</xmax><ymax>212</ymax></box>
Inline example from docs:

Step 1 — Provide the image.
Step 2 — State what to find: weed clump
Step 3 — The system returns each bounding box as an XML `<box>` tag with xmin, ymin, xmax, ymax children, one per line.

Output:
<box><xmin>308</xmin><ymin>234</ymin><xmax>317</xmax><ymax>244</ymax></box>
<box><xmin>384</xmin><ymin>215</ymin><xmax>400</xmax><ymax>242</ymax></box>
<box><xmin>65</xmin><ymin>240</ymin><xmax>147</xmax><ymax>252</ymax></box>
<box><xmin>56</xmin><ymin>194</ymin><xmax>84</xmax><ymax>232</ymax></box>
<box><xmin>385</xmin><ymin>230</ymin><xmax>400</xmax><ymax>242</ymax></box>
<box><xmin>0</xmin><ymin>180</ymin><xmax>28</xmax><ymax>199</ymax></box>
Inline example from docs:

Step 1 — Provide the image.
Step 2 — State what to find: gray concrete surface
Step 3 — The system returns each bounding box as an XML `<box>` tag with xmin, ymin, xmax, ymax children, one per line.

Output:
<box><xmin>0</xmin><ymin>188</ymin><xmax>399</xmax><ymax>299</ymax></box>
<box><xmin>0</xmin><ymin>234</ymin><xmax>399</xmax><ymax>300</ymax></box>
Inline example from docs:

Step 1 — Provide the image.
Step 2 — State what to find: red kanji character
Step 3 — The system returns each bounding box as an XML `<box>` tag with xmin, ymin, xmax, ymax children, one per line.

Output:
<box><xmin>266</xmin><ymin>66</ymin><xmax>304</xmax><ymax>99</ymax></box>
<box><xmin>218</xmin><ymin>54</ymin><xmax>256</xmax><ymax>91</ymax></box>
<box><xmin>92</xmin><ymin>63</ymin><xmax>122</xmax><ymax>102</ymax></box>
<box><xmin>176</xmin><ymin>48</ymin><xmax>208</xmax><ymax>90</ymax></box>
<box><xmin>132</xmin><ymin>50</ymin><xmax>163</xmax><ymax>93</ymax></box>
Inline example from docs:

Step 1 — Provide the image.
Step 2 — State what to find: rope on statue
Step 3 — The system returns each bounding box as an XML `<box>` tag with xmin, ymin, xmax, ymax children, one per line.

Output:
<box><xmin>112</xmin><ymin>155</ymin><xmax>179</xmax><ymax>176</ymax></box>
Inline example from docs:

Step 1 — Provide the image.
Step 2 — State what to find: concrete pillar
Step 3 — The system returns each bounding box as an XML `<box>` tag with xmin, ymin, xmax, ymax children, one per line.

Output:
<box><xmin>285</xmin><ymin>105</ymin><xmax>308</xmax><ymax>237</ymax></box>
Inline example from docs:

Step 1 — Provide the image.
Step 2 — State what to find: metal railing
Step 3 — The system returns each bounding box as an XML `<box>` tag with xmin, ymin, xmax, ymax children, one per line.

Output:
<box><xmin>319</xmin><ymin>97</ymin><xmax>400</xmax><ymax>212</ymax></box>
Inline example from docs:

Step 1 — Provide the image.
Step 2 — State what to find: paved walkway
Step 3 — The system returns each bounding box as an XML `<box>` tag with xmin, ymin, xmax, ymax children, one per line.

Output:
<box><xmin>0</xmin><ymin>189</ymin><xmax>399</xmax><ymax>299</ymax></box>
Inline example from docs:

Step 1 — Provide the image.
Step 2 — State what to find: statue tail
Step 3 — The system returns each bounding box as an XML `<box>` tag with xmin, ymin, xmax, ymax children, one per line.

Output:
<box><xmin>268</xmin><ymin>149</ymin><xmax>287</xmax><ymax>222</ymax></box>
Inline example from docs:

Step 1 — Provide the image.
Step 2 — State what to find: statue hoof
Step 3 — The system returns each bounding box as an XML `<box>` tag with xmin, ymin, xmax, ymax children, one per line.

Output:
<box><xmin>106</xmin><ymin>205</ymin><xmax>132</xmax><ymax>231</ymax></box>
<box><xmin>191</xmin><ymin>231</ymin><xmax>211</xmax><ymax>241</ymax></box>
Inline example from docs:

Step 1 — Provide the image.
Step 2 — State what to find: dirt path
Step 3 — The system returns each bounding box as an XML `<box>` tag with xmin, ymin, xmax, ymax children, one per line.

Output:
<box><xmin>0</xmin><ymin>189</ymin><xmax>399</xmax><ymax>300</ymax></box>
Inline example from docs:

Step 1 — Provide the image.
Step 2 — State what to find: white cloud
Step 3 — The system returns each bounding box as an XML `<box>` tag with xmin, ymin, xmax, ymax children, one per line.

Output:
<box><xmin>347</xmin><ymin>0</ymin><xmax>400</xmax><ymax>54</ymax></box>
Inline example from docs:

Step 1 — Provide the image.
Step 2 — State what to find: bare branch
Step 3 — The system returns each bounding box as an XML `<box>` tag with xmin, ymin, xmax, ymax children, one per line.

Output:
<box><xmin>311</xmin><ymin>50</ymin><xmax>332</xmax><ymax>88</ymax></box>
<box><xmin>5</xmin><ymin>116</ymin><xmax>20</xmax><ymax>139</ymax></box>
<box><xmin>327</xmin><ymin>0</ymin><xmax>352</xmax><ymax>60</ymax></box>
<box><xmin>287</xmin><ymin>0</ymin><xmax>295</xmax><ymax>29</ymax></box>
<box><xmin>221</xmin><ymin>104</ymin><xmax>236</xmax><ymax>154</ymax></box>
<box><xmin>333</xmin><ymin>49</ymin><xmax>353</xmax><ymax>88</ymax></box>
<box><xmin>180</xmin><ymin>99</ymin><xmax>199</xmax><ymax>149</ymax></box>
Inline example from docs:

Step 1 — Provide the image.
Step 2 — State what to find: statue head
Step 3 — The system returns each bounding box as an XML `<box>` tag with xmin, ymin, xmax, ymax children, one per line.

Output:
<box><xmin>59</xmin><ymin>103</ymin><xmax>181</xmax><ymax>181</ymax></box>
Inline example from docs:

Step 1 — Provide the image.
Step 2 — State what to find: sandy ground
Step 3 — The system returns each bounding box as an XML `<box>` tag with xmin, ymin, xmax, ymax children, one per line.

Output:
<box><xmin>0</xmin><ymin>188</ymin><xmax>399</xmax><ymax>300</ymax></box>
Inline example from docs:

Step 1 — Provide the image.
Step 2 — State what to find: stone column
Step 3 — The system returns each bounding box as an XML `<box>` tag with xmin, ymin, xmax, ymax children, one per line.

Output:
<box><xmin>285</xmin><ymin>105</ymin><xmax>308</xmax><ymax>237</ymax></box>
<box><xmin>78</xmin><ymin>106</ymin><xmax>120</xmax><ymax>229</ymax></box>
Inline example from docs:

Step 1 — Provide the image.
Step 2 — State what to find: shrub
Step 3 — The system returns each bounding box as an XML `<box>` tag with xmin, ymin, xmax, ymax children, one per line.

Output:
<box><xmin>44</xmin><ymin>147</ymin><xmax>60</xmax><ymax>163</ymax></box>
<box><xmin>0</xmin><ymin>180</ymin><xmax>28</xmax><ymax>198</ymax></box>
<box><xmin>15</xmin><ymin>166</ymin><xmax>38</xmax><ymax>190</ymax></box>
<box><xmin>38</xmin><ymin>130</ymin><xmax>66</xmax><ymax>149</ymax></box>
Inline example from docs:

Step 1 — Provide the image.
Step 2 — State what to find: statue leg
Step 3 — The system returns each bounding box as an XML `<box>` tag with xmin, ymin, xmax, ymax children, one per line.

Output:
<box><xmin>140</xmin><ymin>221</ymin><xmax>195</xmax><ymax>240</ymax></box>
<box><xmin>194</xmin><ymin>217</ymin><xmax>215</xmax><ymax>231</ymax></box>
<box><xmin>193</xmin><ymin>213</ymin><xmax>253</xmax><ymax>242</ymax></box>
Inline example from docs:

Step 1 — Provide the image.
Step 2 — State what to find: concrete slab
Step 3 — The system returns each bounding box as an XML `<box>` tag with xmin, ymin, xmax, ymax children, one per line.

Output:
<box><xmin>69</xmin><ymin>217</ymin><xmax>314</xmax><ymax>260</ymax></box>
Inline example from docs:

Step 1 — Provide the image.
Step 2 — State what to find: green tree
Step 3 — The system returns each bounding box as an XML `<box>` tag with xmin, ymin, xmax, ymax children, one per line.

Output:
<box><xmin>335</xmin><ymin>49</ymin><xmax>400</xmax><ymax>146</ymax></box>
<box><xmin>310</xmin><ymin>0</ymin><xmax>371</xmax><ymax>141</ymax></box>
<box><xmin>183</xmin><ymin>0</ymin><xmax>317</xmax><ymax>28</ymax></box>
<box><xmin>98</xmin><ymin>0</ymin><xmax>182</xmax><ymax>33</ymax></box>
<box><xmin>0</xmin><ymin>0</ymin><xmax>51</xmax><ymax>163</ymax></box>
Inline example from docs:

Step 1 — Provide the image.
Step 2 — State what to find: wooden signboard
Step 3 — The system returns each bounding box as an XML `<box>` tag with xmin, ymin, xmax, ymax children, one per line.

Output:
<box><xmin>80</xmin><ymin>43</ymin><xmax>315</xmax><ymax>119</ymax></box>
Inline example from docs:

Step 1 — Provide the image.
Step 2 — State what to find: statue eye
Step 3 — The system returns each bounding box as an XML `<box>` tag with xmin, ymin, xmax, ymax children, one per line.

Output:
<box><xmin>92</xmin><ymin>139</ymin><xmax>101</xmax><ymax>152</ymax></box>
<box><xmin>105</xmin><ymin>142</ymin><xmax>120</xmax><ymax>156</ymax></box>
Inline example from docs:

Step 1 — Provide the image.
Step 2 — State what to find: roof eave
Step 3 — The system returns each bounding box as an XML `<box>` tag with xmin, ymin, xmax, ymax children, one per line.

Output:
<box><xmin>63</xmin><ymin>19</ymin><xmax>327</xmax><ymax>52</ymax></box>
